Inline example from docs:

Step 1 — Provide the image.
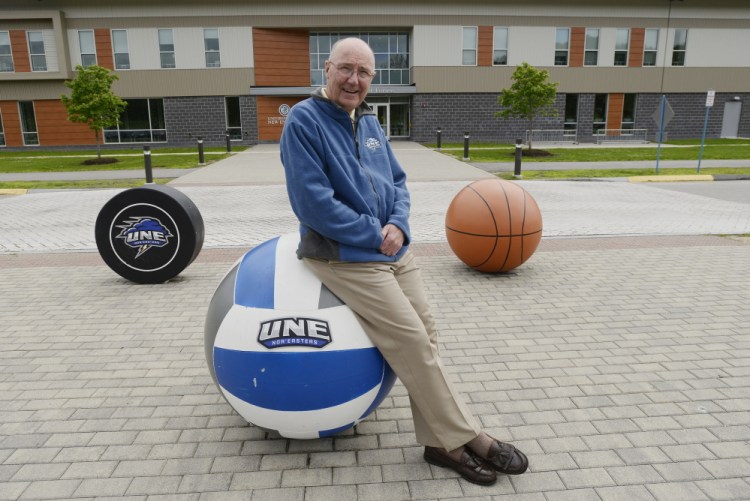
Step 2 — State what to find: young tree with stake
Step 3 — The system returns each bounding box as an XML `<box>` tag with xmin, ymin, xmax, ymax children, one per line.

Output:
<box><xmin>496</xmin><ymin>62</ymin><xmax>559</xmax><ymax>152</ymax></box>
<box><xmin>61</xmin><ymin>65</ymin><xmax>127</xmax><ymax>161</ymax></box>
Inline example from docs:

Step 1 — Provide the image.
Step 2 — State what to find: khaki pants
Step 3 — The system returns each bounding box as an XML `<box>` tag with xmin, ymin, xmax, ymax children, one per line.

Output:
<box><xmin>304</xmin><ymin>251</ymin><xmax>480</xmax><ymax>451</ymax></box>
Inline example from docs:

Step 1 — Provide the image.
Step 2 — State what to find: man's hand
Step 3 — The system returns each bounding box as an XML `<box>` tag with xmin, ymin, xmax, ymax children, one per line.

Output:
<box><xmin>380</xmin><ymin>224</ymin><xmax>404</xmax><ymax>257</ymax></box>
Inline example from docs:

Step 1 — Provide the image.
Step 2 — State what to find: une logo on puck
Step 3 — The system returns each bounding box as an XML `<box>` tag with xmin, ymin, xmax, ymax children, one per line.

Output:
<box><xmin>115</xmin><ymin>217</ymin><xmax>174</xmax><ymax>258</ymax></box>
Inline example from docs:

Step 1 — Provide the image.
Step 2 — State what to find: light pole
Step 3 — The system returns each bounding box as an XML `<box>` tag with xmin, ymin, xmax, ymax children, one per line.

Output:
<box><xmin>655</xmin><ymin>0</ymin><xmax>683</xmax><ymax>174</ymax></box>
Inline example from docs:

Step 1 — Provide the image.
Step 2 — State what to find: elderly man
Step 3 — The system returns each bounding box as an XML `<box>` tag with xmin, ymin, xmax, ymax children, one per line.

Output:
<box><xmin>280</xmin><ymin>37</ymin><xmax>528</xmax><ymax>485</ymax></box>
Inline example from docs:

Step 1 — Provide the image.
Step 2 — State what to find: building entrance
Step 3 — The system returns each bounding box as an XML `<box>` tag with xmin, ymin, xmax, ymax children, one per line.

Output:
<box><xmin>368</xmin><ymin>98</ymin><xmax>410</xmax><ymax>138</ymax></box>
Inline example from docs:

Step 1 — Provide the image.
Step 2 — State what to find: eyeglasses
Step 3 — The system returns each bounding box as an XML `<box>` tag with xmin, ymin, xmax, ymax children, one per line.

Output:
<box><xmin>328</xmin><ymin>61</ymin><xmax>375</xmax><ymax>81</ymax></box>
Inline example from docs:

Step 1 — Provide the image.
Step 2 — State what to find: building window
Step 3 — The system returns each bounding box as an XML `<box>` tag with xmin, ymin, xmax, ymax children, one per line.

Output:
<box><xmin>462</xmin><ymin>27</ymin><xmax>477</xmax><ymax>65</ymax></box>
<box><xmin>555</xmin><ymin>28</ymin><xmax>569</xmax><ymax>66</ymax></box>
<box><xmin>493</xmin><ymin>27</ymin><xmax>508</xmax><ymax>65</ymax></box>
<box><xmin>225</xmin><ymin>96</ymin><xmax>242</xmax><ymax>140</ymax></box>
<box><xmin>0</xmin><ymin>31</ymin><xmax>14</xmax><ymax>72</ymax></box>
<box><xmin>18</xmin><ymin>101</ymin><xmax>39</xmax><ymax>145</ymax></box>
<box><xmin>104</xmin><ymin>98</ymin><xmax>166</xmax><ymax>143</ymax></box>
<box><xmin>564</xmin><ymin>94</ymin><xmax>578</xmax><ymax>136</ymax></box>
<box><xmin>158</xmin><ymin>29</ymin><xmax>175</xmax><ymax>69</ymax></box>
<box><xmin>643</xmin><ymin>29</ymin><xmax>658</xmax><ymax>66</ymax></box>
<box><xmin>112</xmin><ymin>30</ymin><xmax>130</xmax><ymax>70</ymax></box>
<box><xmin>614</xmin><ymin>29</ymin><xmax>629</xmax><ymax>66</ymax></box>
<box><xmin>204</xmin><ymin>28</ymin><xmax>220</xmax><ymax>68</ymax></box>
<box><xmin>27</xmin><ymin>31</ymin><xmax>47</xmax><ymax>71</ymax></box>
<box><xmin>622</xmin><ymin>94</ymin><xmax>636</xmax><ymax>131</ymax></box>
<box><xmin>584</xmin><ymin>28</ymin><xmax>599</xmax><ymax>66</ymax></box>
<box><xmin>0</xmin><ymin>110</ymin><xmax>5</xmax><ymax>146</ymax></box>
<box><xmin>309</xmin><ymin>32</ymin><xmax>410</xmax><ymax>86</ymax></box>
<box><xmin>672</xmin><ymin>29</ymin><xmax>687</xmax><ymax>66</ymax></box>
<box><xmin>78</xmin><ymin>30</ymin><xmax>96</xmax><ymax>68</ymax></box>
<box><xmin>593</xmin><ymin>94</ymin><xmax>608</xmax><ymax>134</ymax></box>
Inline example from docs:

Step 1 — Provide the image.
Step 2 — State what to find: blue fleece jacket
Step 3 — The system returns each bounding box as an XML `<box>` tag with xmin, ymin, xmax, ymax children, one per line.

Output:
<box><xmin>280</xmin><ymin>89</ymin><xmax>411</xmax><ymax>262</ymax></box>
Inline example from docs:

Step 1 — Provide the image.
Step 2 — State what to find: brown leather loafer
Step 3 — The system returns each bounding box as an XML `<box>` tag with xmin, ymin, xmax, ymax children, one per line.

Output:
<box><xmin>472</xmin><ymin>440</ymin><xmax>529</xmax><ymax>475</ymax></box>
<box><xmin>424</xmin><ymin>446</ymin><xmax>497</xmax><ymax>485</ymax></box>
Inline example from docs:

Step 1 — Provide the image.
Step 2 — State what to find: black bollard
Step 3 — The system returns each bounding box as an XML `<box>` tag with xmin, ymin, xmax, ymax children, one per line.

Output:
<box><xmin>436</xmin><ymin>127</ymin><xmax>442</xmax><ymax>150</ymax></box>
<box><xmin>225</xmin><ymin>132</ymin><xmax>232</xmax><ymax>153</ymax></box>
<box><xmin>143</xmin><ymin>145</ymin><xmax>153</xmax><ymax>184</ymax></box>
<box><xmin>197</xmin><ymin>137</ymin><xmax>205</xmax><ymax>165</ymax></box>
<box><xmin>514</xmin><ymin>138</ymin><xmax>523</xmax><ymax>178</ymax></box>
<box><xmin>462</xmin><ymin>132</ymin><xmax>470</xmax><ymax>161</ymax></box>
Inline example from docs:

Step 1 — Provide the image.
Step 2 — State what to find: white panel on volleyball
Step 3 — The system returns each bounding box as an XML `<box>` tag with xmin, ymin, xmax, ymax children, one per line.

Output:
<box><xmin>274</xmin><ymin>233</ymin><xmax>324</xmax><ymax>311</ymax></box>
<box><xmin>220</xmin><ymin>382</ymin><xmax>383</xmax><ymax>439</ymax></box>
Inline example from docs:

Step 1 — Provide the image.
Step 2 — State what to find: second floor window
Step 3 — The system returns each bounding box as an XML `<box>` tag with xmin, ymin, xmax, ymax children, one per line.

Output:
<box><xmin>112</xmin><ymin>30</ymin><xmax>130</xmax><ymax>70</ymax></box>
<box><xmin>78</xmin><ymin>30</ymin><xmax>96</xmax><ymax>67</ymax></box>
<box><xmin>462</xmin><ymin>27</ymin><xmax>477</xmax><ymax>65</ymax></box>
<box><xmin>643</xmin><ymin>29</ymin><xmax>658</xmax><ymax>66</ymax></box>
<box><xmin>0</xmin><ymin>31</ymin><xmax>13</xmax><ymax>72</ymax></box>
<box><xmin>614</xmin><ymin>29</ymin><xmax>629</xmax><ymax>66</ymax></box>
<box><xmin>493</xmin><ymin>27</ymin><xmax>508</xmax><ymax>65</ymax></box>
<box><xmin>584</xmin><ymin>28</ymin><xmax>599</xmax><ymax>66</ymax></box>
<box><xmin>204</xmin><ymin>28</ymin><xmax>220</xmax><ymax>68</ymax></box>
<box><xmin>555</xmin><ymin>28</ymin><xmax>569</xmax><ymax>65</ymax></box>
<box><xmin>672</xmin><ymin>29</ymin><xmax>687</xmax><ymax>66</ymax></box>
<box><xmin>159</xmin><ymin>29</ymin><xmax>175</xmax><ymax>68</ymax></box>
<box><xmin>27</xmin><ymin>31</ymin><xmax>47</xmax><ymax>71</ymax></box>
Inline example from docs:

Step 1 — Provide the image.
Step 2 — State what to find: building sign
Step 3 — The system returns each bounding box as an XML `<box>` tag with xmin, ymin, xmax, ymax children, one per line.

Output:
<box><xmin>267</xmin><ymin>104</ymin><xmax>290</xmax><ymax>125</ymax></box>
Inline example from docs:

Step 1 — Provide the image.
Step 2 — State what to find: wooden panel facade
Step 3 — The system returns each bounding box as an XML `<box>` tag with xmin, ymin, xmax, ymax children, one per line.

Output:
<box><xmin>34</xmin><ymin>100</ymin><xmax>95</xmax><ymax>145</ymax></box>
<box><xmin>477</xmin><ymin>26</ymin><xmax>493</xmax><ymax>67</ymax></box>
<box><xmin>628</xmin><ymin>28</ymin><xmax>645</xmax><ymax>67</ymax></box>
<box><xmin>252</xmin><ymin>28</ymin><xmax>309</xmax><ymax>86</ymax></box>
<box><xmin>569</xmin><ymin>27</ymin><xmax>585</xmax><ymax>68</ymax></box>
<box><xmin>606</xmin><ymin>92</ymin><xmax>624</xmax><ymax>131</ymax></box>
<box><xmin>95</xmin><ymin>28</ymin><xmax>113</xmax><ymax>70</ymax></box>
<box><xmin>0</xmin><ymin>101</ymin><xmax>22</xmax><ymax>147</ymax></box>
<box><xmin>10</xmin><ymin>30</ymin><xmax>31</xmax><ymax>73</ymax></box>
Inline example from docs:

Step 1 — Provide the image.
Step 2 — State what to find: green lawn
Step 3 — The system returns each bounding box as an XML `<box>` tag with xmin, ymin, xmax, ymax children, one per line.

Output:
<box><xmin>0</xmin><ymin>179</ymin><xmax>172</xmax><ymax>190</ymax></box>
<box><xmin>0</xmin><ymin>147</ymin><xmax>242</xmax><ymax>173</ymax></box>
<box><xmin>432</xmin><ymin>140</ymin><xmax>750</xmax><ymax>163</ymax></box>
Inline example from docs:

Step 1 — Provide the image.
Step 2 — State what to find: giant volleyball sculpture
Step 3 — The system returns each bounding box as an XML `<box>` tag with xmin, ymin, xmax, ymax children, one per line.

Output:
<box><xmin>205</xmin><ymin>233</ymin><xmax>396</xmax><ymax>439</ymax></box>
<box><xmin>445</xmin><ymin>178</ymin><xmax>543</xmax><ymax>273</ymax></box>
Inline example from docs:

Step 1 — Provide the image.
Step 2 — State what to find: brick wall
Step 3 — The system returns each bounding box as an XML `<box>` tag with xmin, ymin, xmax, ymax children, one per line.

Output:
<box><xmin>163</xmin><ymin>96</ymin><xmax>258</xmax><ymax>146</ymax></box>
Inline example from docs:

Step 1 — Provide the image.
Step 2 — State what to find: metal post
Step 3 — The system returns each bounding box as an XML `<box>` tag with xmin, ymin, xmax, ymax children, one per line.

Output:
<box><xmin>197</xmin><ymin>137</ymin><xmax>205</xmax><ymax>165</ymax></box>
<box><xmin>436</xmin><ymin>128</ymin><xmax>442</xmax><ymax>150</ymax></box>
<box><xmin>697</xmin><ymin>106</ymin><xmax>711</xmax><ymax>173</ymax></box>
<box><xmin>462</xmin><ymin>132</ymin><xmax>470</xmax><ymax>161</ymax></box>
<box><xmin>143</xmin><ymin>145</ymin><xmax>153</xmax><ymax>184</ymax></box>
<box><xmin>225</xmin><ymin>132</ymin><xmax>232</xmax><ymax>153</ymax></box>
<box><xmin>514</xmin><ymin>138</ymin><xmax>523</xmax><ymax>178</ymax></box>
<box><xmin>655</xmin><ymin>95</ymin><xmax>666</xmax><ymax>175</ymax></box>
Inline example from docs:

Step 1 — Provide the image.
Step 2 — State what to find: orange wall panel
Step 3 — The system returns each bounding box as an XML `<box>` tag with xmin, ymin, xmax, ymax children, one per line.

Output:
<box><xmin>257</xmin><ymin>96</ymin><xmax>305</xmax><ymax>142</ymax></box>
<box><xmin>570</xmin><ymin>27</ymin><xmax>585</xmax><ymax>68</ymax></box>
<box><xmin>95</xmin><ymin>28</ymin><xmax>113</xmax><ymax>70</ymax></box>
<box><xmin>478</xmin><ymin>26</ymin><xmax>493</xmax><ymax>67</ymax></box>
<box><xmin>253</xmin><ymin>28</ymin><xmax>310</xmax><ymax>86</ymax></box>
<box><xmin>10</xmin><ymin>30</ymin><xmax>31</xmax><ymax>73</ymax></box>
<box><xmin>629</xmin><ymin>28</ymin><xmax>645</xmax><ymax>67</ymax></box>
<box><xmin>0</xmin><ymin>101</ymin><xmax>23</xmax><ymax>147</ymax></box>
<box><xmin>35</xmin><ymin>100</ymin><xmax>98</xmax><ymax>146</ymax></box>
<box><xmin>606</xmin><ymin>93</ymin><xmax>624</xmax><ymax>131</ymax></box>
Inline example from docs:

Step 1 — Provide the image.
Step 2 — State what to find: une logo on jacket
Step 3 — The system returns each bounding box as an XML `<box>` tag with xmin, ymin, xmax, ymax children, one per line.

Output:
<box><xmin>365</xmin><ymin>137</ymin><xmax>382</xmax><ymax>150</ymax></box>
<box><xmin>258</xmin><ymin>317</ymin><xmax>332</xmax><ymax>348</ymax></box>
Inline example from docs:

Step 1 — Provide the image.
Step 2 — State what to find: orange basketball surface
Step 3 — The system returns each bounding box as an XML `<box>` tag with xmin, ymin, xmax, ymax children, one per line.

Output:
<box><xmin>445</xmin><ymin>179</ymin><xmax>543</xmax><ymax>272</ymax></box>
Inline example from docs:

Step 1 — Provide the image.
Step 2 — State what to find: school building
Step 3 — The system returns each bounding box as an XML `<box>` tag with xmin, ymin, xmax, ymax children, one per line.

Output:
<box><xmin>1</xmin><ymin>0</ymin><xmax>748</xmax><ymax>149</ymax></box>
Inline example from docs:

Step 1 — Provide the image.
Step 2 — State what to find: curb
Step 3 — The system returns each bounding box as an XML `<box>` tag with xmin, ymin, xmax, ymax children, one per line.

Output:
<box><xmin>0</xmin><ymin>189</ymin><xmax>28</xmax><ymax>196</ymax></box>
<box><xmin>630</xmin><ymin>174</ymin><xmax>714</xmax><ymax>183</ymax></box>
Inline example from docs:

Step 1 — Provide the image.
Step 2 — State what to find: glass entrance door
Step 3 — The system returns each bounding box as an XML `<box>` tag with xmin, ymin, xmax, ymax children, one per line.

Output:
<box><xmin>372</xmin><ymin>104</ymin><xmax>388</xmax><ymax>137</ymax></box>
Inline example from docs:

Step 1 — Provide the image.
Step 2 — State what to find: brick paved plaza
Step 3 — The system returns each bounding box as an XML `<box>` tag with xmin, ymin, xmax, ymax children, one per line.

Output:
<box><xmin>1</xmin><ymin>149</ymin><xmax>749</xmax><ymax>500</ymax></box>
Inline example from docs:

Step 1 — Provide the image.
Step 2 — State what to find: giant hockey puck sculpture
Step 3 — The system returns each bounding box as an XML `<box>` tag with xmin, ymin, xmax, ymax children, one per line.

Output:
<box><xmin>95</xmin><ymin>184</ymin><xmax>204</xmax><ymax>284</ymax></box>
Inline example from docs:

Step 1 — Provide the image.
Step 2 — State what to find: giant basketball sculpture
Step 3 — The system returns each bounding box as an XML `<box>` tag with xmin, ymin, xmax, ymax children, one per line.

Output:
<box><xmin>445</xmin><ymin>178</ymin><xmax>542</xmax><ymax>273</ymax></box>
<box><xmin>205</xmin><ymin>233</ymin><xmax>396</xmax><ymax>439</ymax></box>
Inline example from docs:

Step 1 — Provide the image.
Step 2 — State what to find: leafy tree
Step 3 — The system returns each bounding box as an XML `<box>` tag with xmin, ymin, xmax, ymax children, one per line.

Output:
<box><xmin>61</xmin><ymin>65</ymin><xmax>126</xmax><ymax>159</ymax></box>
<box><xmin>496</xmin><ymin>62</ymin><xmax>559</xmax><ymax>151</ymax></box>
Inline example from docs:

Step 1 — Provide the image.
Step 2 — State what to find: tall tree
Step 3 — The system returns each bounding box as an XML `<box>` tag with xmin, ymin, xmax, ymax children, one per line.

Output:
<box><xmin>61</xmin><ymin>65</ymin><xmax>127</xmax><ymax>159</ymax></box>
<box><xmin>496</xmin><ymin>62</ymin><xmax>559</xmax><ymax>151</ymax></box>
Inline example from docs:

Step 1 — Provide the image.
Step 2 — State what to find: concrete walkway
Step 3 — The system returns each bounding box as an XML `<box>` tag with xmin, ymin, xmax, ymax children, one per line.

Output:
<box><xmin>1</xmin><ymin>141</ymin><xmax>749</xmax><ymax>501</ymax></box>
